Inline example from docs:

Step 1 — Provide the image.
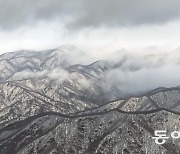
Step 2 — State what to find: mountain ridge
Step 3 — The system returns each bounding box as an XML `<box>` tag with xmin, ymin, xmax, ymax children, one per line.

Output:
<box><xmin>0</xmin><ymin>46</ymin><xmax>180</xmax><ymax>153</ymax></box>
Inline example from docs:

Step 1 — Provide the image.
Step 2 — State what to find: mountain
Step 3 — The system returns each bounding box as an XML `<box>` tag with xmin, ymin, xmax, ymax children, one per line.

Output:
<box><xmin>0</xmin><ymin>46</ymin><xmax>180</xmax><ymax>154</ymax></box>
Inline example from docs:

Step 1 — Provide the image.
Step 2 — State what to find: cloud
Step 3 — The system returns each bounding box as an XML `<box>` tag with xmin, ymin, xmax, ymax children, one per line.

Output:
<box><xmin>102</xmin><ymin>50</ymin><xmax>180</xmax><ymax>97</ymax></box>
<box><xmin>1</xmin><ymin>0</ymin><xmax>180</xmax><ymax>30</ymax></box>
<box><xmin>1</xmin><ymin>1</ymin><xmax>180</xmax><ymax>54</ymax></box>
<box><xmin>48</xmin><ymin>68</ymin><xmax>69</xmax><ymax>83</ymax></box>
<box><xmin>11</xmin><ymin>68</ymin><xmax>69</xmax><ymax>83</ymax></box>
<box><xmin>12</xmin><ymin>70</ymin><xmax>48</xmax><ymax>79</ymax></box>
<box><xmin>13</xmin><ymin>67</ymin><xmax>93</xmax><ymax>90</ymax></box>
<box><xmin>67</xmin><ymin>0</ymin><xmax>180</xmax><ymax>29</ymax></box>
<box><xmin>0</xmin><ymin>0</ymin><xmax>71</xmax><ymax>30</ymax></box>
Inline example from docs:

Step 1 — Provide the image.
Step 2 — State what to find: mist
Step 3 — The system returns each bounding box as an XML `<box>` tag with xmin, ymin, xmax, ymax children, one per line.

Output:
<box><xmin>8</xmin><ymin>45</ymin><xmax>180</xmax><ymax>97</ymax></box>
<box><xmin>101</xmin><ymin>49</ymin><xmax>180</xmax><ymax>96</ymax></box>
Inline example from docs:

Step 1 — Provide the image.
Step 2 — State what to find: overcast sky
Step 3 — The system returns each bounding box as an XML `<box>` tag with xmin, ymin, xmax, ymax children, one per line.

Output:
<box><xmin>0</xmin><ymin>0</ymin><xmax>180</xmax><ymax>54</ymax></box>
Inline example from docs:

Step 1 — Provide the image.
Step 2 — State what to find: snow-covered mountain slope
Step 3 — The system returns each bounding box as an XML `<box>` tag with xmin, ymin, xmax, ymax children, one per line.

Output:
<box><xmin>0</xmin><ymin>46</ymin><xmax>180</xmax><ymax>154</ymax></box>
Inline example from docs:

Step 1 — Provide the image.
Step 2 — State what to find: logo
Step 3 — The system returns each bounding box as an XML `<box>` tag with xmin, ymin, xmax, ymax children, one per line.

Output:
<box><xmin>152</xmin><ymin>130</ymin><xmax>180</xmax><ymax>145</ymax></box>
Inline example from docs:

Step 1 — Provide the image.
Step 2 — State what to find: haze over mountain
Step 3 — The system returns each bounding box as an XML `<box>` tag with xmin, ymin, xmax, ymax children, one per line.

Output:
<box><xmin>2</xmin><ymin>45</ymin><xmax>180</xmax><ymax>96</ymax></box>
